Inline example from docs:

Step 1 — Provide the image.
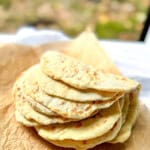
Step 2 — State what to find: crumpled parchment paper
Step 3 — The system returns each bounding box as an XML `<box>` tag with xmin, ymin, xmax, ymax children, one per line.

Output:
<box><xmin>0</xmin><ymin>43</ymin><xmax>150</xmax><ymax>150</ymax></box>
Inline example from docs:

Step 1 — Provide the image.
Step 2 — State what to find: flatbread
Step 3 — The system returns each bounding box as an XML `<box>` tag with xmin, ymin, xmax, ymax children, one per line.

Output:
<box><xmin>40</xmin><ymin>51</ymin><xmax>139</xmax><ymax>92</ymax></box>
<box><xmin>35</xmin><ymin>101</ymin><xmax>121</xmax><ymax>140</ymax></box>
<box><xmin>14</xmin><ymin>81</ymin><xmax>74</xmax><ymax>125</ymax></box>
<box><xmin>38</xmin><ymin>66</ymin><xmax>121</xmax><ymax>102</ymax></box>
<box><xmin>119</xmin><ymin>97</ymin><xmax>125</xmax><ymax>110</ymax></box>
<box><xmin>122</xmin><ymin>94</ymin><xmax>130</xmax><ymax>124</ymax></box>
<box><xmin>27</xmin><ymin>96</ymin><xmax>59</xmax><ymax>117</ymax></box>
<box><xmin>110</xmin><ymin>89</ymin><xmax>139</xmax><ymax>143</ymax></box>
<box><xmin>61</xmin><ymin>30</ymin><xmax>140</xmax><ymax>145</ymax></box>
<box><xmin>21</xmin><ymin>65</ymin><xmax>122</xmax><ymax>120</ymax></box>
<box><xmin>12</xmin><ymin>78</ymin><xmax>58</xmax><ymax>117</ymax></box>
<box><xmin>16</xmin><ymin>99</ymin><xmax>73</xmax><ymax>125</ymax></box>
<box><xmin>44</xmin><ymin>118</ymin><xmax>122</xmax><ymax>150</ymax></box>
<box><xmin>15</xmin><ymin>110</ymin><xmax>40</xmax><ymax>127</ymax></box>
<box><xmin>47</xmin><ymin>94</ymin><xmax>129</xmax><ymax>149</ymax></box>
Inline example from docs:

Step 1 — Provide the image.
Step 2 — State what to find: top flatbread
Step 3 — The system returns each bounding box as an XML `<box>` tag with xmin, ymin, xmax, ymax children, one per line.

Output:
<box><xmin>40</xmin><ymin>51</ymin><xmax>139</xmax><ymax>92</ymax></box>
<box><xmin>37</xmin><ymin>66</ymin><xmax>120</xmax><ymax>102</ymax></box>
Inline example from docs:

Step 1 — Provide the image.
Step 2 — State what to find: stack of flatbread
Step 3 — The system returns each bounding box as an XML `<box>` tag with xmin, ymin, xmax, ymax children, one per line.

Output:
<box><xmin>12</xmin><ymin>32</ymin><xmax>141</xmax><ymax>150</ymax></box>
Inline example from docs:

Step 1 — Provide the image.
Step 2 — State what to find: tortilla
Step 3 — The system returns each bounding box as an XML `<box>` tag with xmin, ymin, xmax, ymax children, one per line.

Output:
<box><xmin>62</xmin><ymin>30</ymin><xmax>140</xmax><ymax>145</ymax></box>
<box><xmin>14</xmin><ymin>81</ymin><xmax>74</xmax><ymax>125</ymax></box>
<box><xmin>12</xmin><ymin>78</ymin><xmax>58</xmax><ymax>117</ymax></box>
<box><xmin>0</xmin><ymin>33</ymin><xmax>143</xmax><ymax>150</ymax></box>
<box><xmin>119</xmin><ymin>97</ymin><xmax>125</xmax><ymax>110</ymax></box>
<box><xmin>16</xmin><ymin>99</ymin><xmax>73</xmax><ymax>125</ymax></box>
<box><xmin>14</xmin><ymin>82</ymin><xmax>72</xmax><ymax>126</ymax></box>
<box><xmin>37</xmin><ymin>66</ymin><xmax>121</xmax><ymax>102</ymax></box>
<box><xmin>47</xmin><ymin>93</ymin><xmax>131</xmax><ymax>149</ymax></box>
<box><xmin>43</xmin><ymin>118</ymin><xmax>122</xmax><ymax>150</ymax></box>
<box><xmin>110</xmin><ymin>89</ymin><xmax>139</xmax><ymax>143</ymax></box>
<box><xmin>15</xmin><ymin>110</ymin><xmax>39</xmax><ymax>127</ymax></box>
<box><xmin>40</xmin><ymin>51</ymin><xmax>139</xmax><ymax>92</ymax></box>
<box><xmin>21</xmin><ymin>65</ymin><xmax>122</xmax><ymax>120</ymax></box>
<box><xmin>35</xmin><ymin>101</ymin><xmax>121</xmax><ymax>140</ymax></box>
<box><xmin>27</xmin><ymin>97</ymin><xmax>59</xmax><ymax>117</ymax></box>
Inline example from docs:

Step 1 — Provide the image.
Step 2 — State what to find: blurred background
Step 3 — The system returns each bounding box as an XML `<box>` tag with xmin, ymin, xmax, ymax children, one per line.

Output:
<box><xmin>0</xmin><ymin>0</ymin><xmax>149</xmax><ymax>40</ymax></box>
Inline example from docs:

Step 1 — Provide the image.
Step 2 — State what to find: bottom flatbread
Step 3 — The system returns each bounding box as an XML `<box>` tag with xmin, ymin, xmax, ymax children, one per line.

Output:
<box><xmin>42</xmin><ymin>117</ymin><xmax>122</xmax><ymax>150</ymax></box>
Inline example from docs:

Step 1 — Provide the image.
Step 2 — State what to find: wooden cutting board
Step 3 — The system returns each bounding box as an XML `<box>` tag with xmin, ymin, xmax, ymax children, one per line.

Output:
<box><xmin>0</xmin><ymin>43</ymin><xmax>150</xmax><ymax>150</ymax></box>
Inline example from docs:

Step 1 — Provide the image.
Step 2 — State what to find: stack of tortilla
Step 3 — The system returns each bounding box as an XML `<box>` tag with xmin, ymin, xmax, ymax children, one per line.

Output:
<box><xmin>13</xmin><ymin>32</ymin><xmax>141</xmax><ymax>150</ymax></box>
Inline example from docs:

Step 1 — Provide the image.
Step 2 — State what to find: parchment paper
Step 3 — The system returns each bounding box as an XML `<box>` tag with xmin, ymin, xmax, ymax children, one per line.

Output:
<box><xmin>0</xmin><ymin>43</ymin><xmax>150</xmax><ymax>150</ymax></box>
